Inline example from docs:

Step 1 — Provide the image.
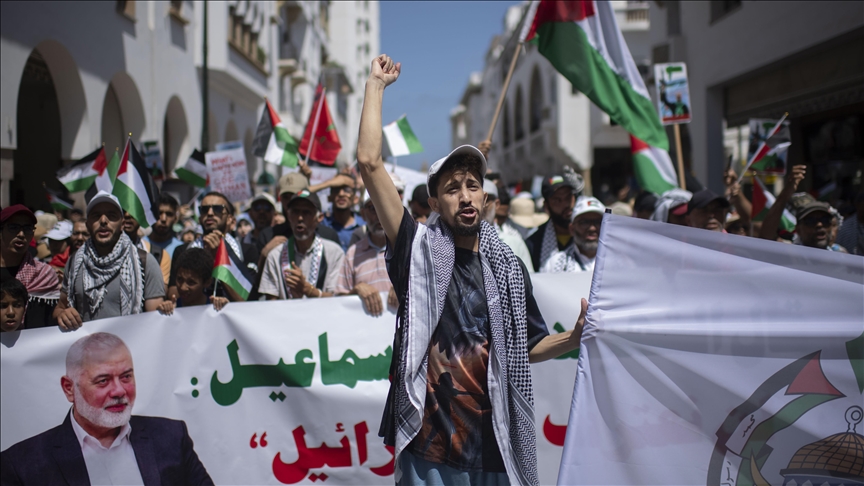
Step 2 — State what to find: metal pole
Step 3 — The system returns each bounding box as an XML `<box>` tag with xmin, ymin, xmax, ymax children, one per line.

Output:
<box><xmin>201</xmin><ymin>0</ymin><xmax>209</xmax><ymax>151</ymax></box>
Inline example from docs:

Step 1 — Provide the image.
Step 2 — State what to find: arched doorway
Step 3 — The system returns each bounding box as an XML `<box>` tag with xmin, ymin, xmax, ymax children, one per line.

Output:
<box><xmin>101</xmin><ymin>84</ymin><xmax>125</xmax><ymax>154</ymax></box>
<box><xmin>14</xmin><ymin>50</ymin><xmax>62</xmax><ymax>210</ymax></box>
<box><xmin>163</xmin><ymin>96</ymin><xmax>189</xmax><ymax>175</ymax></box>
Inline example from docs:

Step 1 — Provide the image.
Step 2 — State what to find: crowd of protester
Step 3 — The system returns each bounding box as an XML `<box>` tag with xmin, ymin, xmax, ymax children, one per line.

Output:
<box><xmin>1</xmin><ymin>149</ymin><xmax>860</xmax><ymax>332</ymax></box>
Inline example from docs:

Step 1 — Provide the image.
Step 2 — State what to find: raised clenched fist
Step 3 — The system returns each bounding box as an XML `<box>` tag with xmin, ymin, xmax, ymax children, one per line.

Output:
<box><xmin>369</xmin><ymin>54</ymin><xmax>401</xmax><ymax>88</ymax></box>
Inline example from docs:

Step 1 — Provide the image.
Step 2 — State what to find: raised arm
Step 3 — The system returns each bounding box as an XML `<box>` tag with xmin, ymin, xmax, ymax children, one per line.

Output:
<box><xmin>758</xmin><ymin>165</ymin><xmax>805</xmax><ymax>240</ymax></box>
<box><xmin>356</xmin><ymin>54</ymin><xmax>404</xmax><ymax>244</ymax></box>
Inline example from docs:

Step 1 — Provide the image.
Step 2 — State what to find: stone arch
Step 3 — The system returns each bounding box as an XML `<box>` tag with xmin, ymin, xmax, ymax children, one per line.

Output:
<box><xmin>514</xmin><ymin>85</ymin><xmax>525</xmax><ymax>141</ymax></box>
<box><xmin>163</xmin><ymin>96</ymin><xmax>189</xmax><ymax>175</ymax></box>
<box><xmin>30</xmin><ymin>40</ymin><xmax>90</xmax><ymax>159</ymax></box>
<box><xmin>224</xmin><ymin>119</ymin><xmax>238</xmax><ymax>143</ymax></box>
<box><xmin>529</xmin><ymin>66</ymin><xmax>543</xmax><ymax>133</ymax></box>
<box><xmin>103</xmin><ymin>72</ymin><xmax>146</xmax><ymax>149</ymax></box>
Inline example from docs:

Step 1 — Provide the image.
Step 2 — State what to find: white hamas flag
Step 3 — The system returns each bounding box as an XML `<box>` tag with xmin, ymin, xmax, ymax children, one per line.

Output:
<box><xmin>382</xmin><ymin>115</ymin><xmax>423</xmax><ymax>157</ymax></box>
<box><xmin>559</xmin><ymin>214</ymin><xmax>864</xmax><ymax>485</ymax></box>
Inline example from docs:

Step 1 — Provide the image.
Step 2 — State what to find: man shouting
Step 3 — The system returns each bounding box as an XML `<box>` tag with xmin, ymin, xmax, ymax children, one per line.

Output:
<box><xmin>356</xmin><ymin>54</ymin><xmax>586</xmax><ymax>486</ymax></box>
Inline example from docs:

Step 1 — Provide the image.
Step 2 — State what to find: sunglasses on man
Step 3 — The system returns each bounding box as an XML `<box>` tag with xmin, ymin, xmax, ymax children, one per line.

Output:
<box><xmin>199</xmin><ymin>205</ymin><xmax>229</xmax><ymax>217</ymax></box>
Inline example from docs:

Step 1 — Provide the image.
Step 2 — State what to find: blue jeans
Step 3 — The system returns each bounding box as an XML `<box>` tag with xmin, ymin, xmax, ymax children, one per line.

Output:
<box><xmin>397</xmin><ymin>451</ymin><xmax>510</xmax><ymax>486</ymax></box>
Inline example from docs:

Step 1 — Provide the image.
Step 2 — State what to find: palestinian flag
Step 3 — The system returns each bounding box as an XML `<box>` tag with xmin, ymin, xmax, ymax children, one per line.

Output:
<box><xmin>252</xmin><ymin>99</ymin><xmax>299</xmax><ymax>168</ymax></box>
<box><xmin>383</xmin><ymin>115</ymin><xmax>424</xmax><ymax>157</ymax></box>
<box><xmin>299</xmin><ymin>84</ymin><xmax>341</xmax><ymax>166</ymax></box>
<box><xmin>522</xmin><ymin>0</ymin><xmax>668</xmax><ymax>152</ymax></box>
<box><xmin>212</xmin><ymin>238</ymin><xmax>252</xmax><ymax>300</ymax></box>
<box><xmin>45</xmin><ymin>186</ymin><xmax>74</xmax><ymax>211</ymax></box>
<box><xmin>174</xmin><ymin>149</ymin><xmax>209</xmax><ymax>187</ymax></box>
<box><xmin>112</xmin><ymin>138</ymin><xmax>159</xmax><ymax>228</ymax></box>
<box><xmin>751</xmin><ymin>176</ymin><xmax>796</xmax><ymax>232</ymax></box>
<box><xmin>631</xmin><ymin>135</ymin><xmax>678</xmax><ymax>194</ymax></box>
<box><xmin>94</xmin><ymin>148</ymin><xmax>122</xmax><ymax>194</ymax></box>
<box><xmin>56</xmin><ymin>147</ymin><xmax>104</xmax><ymax>193</ymax></box>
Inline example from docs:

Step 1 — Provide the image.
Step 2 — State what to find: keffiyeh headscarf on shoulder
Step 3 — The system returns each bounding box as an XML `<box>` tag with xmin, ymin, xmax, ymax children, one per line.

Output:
<box><xmin>390</xmin><ymin>214</ymin><xmax>538</xmax><ymax>485</ymax></box>
<box><xmin>66</xmin><ymin>232</ymin><xmax>144</xmax><ymax>317</ymax></box>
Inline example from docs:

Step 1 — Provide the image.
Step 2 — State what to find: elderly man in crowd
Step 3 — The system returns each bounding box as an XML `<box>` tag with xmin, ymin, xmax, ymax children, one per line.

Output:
<box><xmin>143</xmin><ymin>194</ymin><xmax>184</xmax><ymax>259</ymax></box>
<box><xmin>335</xmin><ymin>197</ymin><xmax>397</xmax><ymax>316</ymax></box>
<box><xmin>0</xmin><ymin>205</ymin><xmax>61</xmax><ymax>329</ymax></box>
<box><xmin>170</xmin><ymin>191</ymin><xmax>258</xmax><ymax>302</ymax></box>
<box><xmin>0</xmin><ymin>332</ymin><xmax>213</xmax><ymax>485</ymax></box>
<box><xmin>46</xmin><ymin>220</ymin><xmax>73</xmax><ymax>279</ymax></box>
<box><xmin>525</xmin><ymin>174</ymin><xmax>581</xmax><ymax>272</ymax></box>
<box><xmin>259</xmin><ymin>190</ymin><xmax>344</xmax><ymax>300</ymax></box>
<box><xmin>54</xmin><ymin>192</ymin><xmax>164</xmax><ymax>330</ymax></box>
<box><xmin>541</xmin><ymin>197</ymin><xmax>605</xmax><ymax>273</ymax></box>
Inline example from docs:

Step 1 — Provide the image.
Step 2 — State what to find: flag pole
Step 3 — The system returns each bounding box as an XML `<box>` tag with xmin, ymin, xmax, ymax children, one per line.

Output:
<box><xmin>302</xmin><ymin>85</ymin><xmax>327</xmax><ymax>166</ymax></box>
<box><xmin>673</xmin><ymin>124</ymin><xmax>686</xmax><ymax>190</ymax></box>
<box><xmin>485</xmin><ymin>43</ymin><xmax>522</xmax><ymax>144</ymax></box>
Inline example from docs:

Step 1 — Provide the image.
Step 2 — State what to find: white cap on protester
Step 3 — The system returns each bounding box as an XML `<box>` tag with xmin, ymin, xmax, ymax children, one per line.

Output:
<box><xmin>389</xmin><ymin>172</ymin><xmax>406</xmax><ymax>192</ymax></box>
<box><xmin>86</xmin><ymin>190</ymin><xmax>122</xmax><ymax>215</ymax></box>
<box><xmin>426</xmin><ymin>145</ymin><xmax>487</xmax><ymax>197</ymax></box>
<box><xmin>571</xmin><ymin>196</ymin><xmax>606</xmax><ymax>221</ymax></box>
<box><xmin>483</xmin><ymin>179</ymin><xmax>498</xmax><ymax>199</ymax></box>
<box><xmin>45</xmin><ymin>220</ymin><xmax>73</xmax><ymax>241</ymax></box>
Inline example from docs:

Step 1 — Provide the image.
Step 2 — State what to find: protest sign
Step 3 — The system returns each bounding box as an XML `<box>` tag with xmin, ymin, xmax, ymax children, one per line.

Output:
<box><xmin>745</xmin><ymin>117</ymin><xmax>792</xmax><ymax>175</ymax></box>
<box><xmin>140</xmin><ymin>140</ymin><xmax>164</xmax><ymax>180</ymax></box>
<box><xmin>205</xmin><ymin>146</ymin><xmax>252</xmax><ymax>203</ymax></box>
<box><xmin>654</xmin><ymin>62</ymin><xmax>691</xmax><ymax>125</ymax></box>
<box><xmin>1</xmin><ymin>273</ymin><xmax>590</xmax><ymax>485</ymax></box>
<box><xmin>557</xmin><ymin>214</ymin><xmax>864</xmax><ymax>485</ymax></box>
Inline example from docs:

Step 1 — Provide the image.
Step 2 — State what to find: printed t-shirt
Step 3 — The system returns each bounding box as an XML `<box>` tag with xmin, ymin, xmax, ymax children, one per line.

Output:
<box><xmin>386</xmin><ymin>208</ymin><xmax>549</xmax><ymax>472</ymax></box>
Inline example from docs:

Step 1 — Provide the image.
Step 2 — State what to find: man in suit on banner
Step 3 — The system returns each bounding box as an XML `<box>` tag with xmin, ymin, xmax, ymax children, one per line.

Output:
<box><xmin>0</xmin><ymin>332</ymin><xmax>212</xmax><ymax>485</ymax></box>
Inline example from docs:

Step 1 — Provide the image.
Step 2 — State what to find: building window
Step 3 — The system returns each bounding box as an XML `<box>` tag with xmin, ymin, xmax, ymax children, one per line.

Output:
<box><xmin>710</xmin><ymin>0</ymin><xmax>741</xmax><ymax>23</ymax></box>
<box><xmin>228</xmin><ymin>6</ymin><xmax>265</xmax><ymax>70</ymax></box>
<box><xmin>529</xmin><ymin>68</ymin><xmax>543</xmax><ymax>133</ymax></box>
<box><xmin>514</xmin><ymin>86</ymin><xmax>525</xmax><ymax>141</ymax></box>
<box><xmin>116</xmin><ymin>0</ymin><xmax>136</xmax><ymax>20</ymax></box>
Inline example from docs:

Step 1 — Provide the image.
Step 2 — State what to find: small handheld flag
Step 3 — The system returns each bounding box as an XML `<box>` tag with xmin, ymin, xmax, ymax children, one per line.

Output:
<box><xmin>212</xmin><ymin>239</ymin><xmax>252</xmax><ymax>301</ymax></box>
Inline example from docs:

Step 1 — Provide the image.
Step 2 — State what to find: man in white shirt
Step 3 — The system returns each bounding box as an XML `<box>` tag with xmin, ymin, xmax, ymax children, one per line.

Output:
<box><xmin>540</xmin><ymin>197</ymin><xmax>605</xmax><ymax>273</ymax></box>
<box><xmin>1</xmin><ymin>332</ymin><xmax>212</xmax><ymax>485</ymax></box>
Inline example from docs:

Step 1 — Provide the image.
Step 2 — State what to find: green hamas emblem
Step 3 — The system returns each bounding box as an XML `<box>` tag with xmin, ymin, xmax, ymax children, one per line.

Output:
<box><xmin>708</xmin><ymin>332</ymin><xmax>864</xmax><ymax>486</ymax></box>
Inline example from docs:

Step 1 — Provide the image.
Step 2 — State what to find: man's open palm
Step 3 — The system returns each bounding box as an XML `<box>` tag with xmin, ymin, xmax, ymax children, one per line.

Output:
<box><xmin>370</xmin><ymin>55</ymin><xmax>401</xmax><ymax>87</ymax></box>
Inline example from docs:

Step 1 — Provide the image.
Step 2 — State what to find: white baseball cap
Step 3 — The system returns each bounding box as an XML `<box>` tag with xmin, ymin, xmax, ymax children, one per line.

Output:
<box><xmin>86</xmin><ymin>190</ymin><xmax>122</xmax><ymax>215</ymax></box>
<box><xmin>45</xmin><ymin>220</ymin><xmax>73</xmax><ymax>240</ymax></box>
<box><xmin>426</xmin><ymin>145</ymin><xmax>487</xmax><ymax>197</ymax></box>
<box><xmin>483</xmin><ymin>179</ymin><xmax>499</xmax><ymax>199</ymax></box>
<box><xmin>572</xmin><ymin>196</ymin><xmax>606</xmax><ymax>221</ymax></box>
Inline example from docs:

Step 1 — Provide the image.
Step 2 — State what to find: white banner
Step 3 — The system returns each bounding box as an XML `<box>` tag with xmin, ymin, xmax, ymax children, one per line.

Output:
<box><xmin>205</xmin><ymin>147</ymin><xmax>252</xmax><ymax>203</ymax></box>
<box><xmin>560</xmin><ymin>214</ymin><xmax>864</xmax><ymax>485</ymax></box>
<box><xmin>1</xmin><ymin>273</ymin><xmax>590</xmax><ymax>485</ymax></box>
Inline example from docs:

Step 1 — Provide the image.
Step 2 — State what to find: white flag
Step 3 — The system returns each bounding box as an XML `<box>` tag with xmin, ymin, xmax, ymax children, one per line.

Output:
<box><xmin>559</xmin><ymin>215</ymin><xmax>864</xmax><ymax>485</ymax></box>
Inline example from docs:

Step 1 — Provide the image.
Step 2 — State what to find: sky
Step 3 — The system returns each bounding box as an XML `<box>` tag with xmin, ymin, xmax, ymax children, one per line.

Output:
<box><xmin>379</xmin><ymin>1</ymin><xmax>520</xmax><ymax>171</ymax></box>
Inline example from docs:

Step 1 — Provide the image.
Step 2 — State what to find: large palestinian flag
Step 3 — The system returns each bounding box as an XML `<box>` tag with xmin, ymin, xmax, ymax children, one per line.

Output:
<box><xmin>112</xmin><ymin>138</ymin><xmax>159</xmax><ymax>228</ymax></box>
<box><xmin>299</xmin><ymin>84</ymin><xmax>341</xmax><ymax>166</ymax></box>
<box><xmin>630</xmin><ymin>135</ymin><xmax>678</xmax><ymax>194</ymax></box>
<box><xmin>522</xmin><ymin>0</ymin><xmax>669</xmax><ymax>152</ymax></box>
<box><xmin>252</xmin><ymin>99</ymin><xmax>299</xmax><ymax>168</ymax></box>
<box><xmin>56</xmin><ymin>147</ymin><xmax>104</xmax><ymax>193</ymax></box>
<box><xmin>212</xmin><ymin>238</ymin><xmax>252</xmax><ymax>301</ymax></box>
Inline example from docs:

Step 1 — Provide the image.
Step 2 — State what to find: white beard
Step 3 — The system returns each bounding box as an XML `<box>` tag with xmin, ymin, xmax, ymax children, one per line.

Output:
<box><xmin>74</xmin><ymin>384</ymin><xmax>133</xmax><ymax>429</ymax></box>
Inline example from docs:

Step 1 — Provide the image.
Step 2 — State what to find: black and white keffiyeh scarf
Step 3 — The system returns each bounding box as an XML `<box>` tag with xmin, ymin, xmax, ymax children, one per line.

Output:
<box><xmin>539</xmin><ymin>220</ymin><xmax>572</xmax><ymax>270</ymax></box>
<box><xmin>66</xmin><ymin>233</ymin><xmax>144</xmax><ymax>317</ymax></box>
<box><xmin>393</xmin><ymin>214</ymin><xmax>538</xmax><ymax>485</ymax></box>
<box><xmin>280</xmin><ymin>236</ymin><xmax>323</xmax><ymax>298</ymax></box>
<box><xmin>541</xmin><ymin>244</ymin><xmax>586</xmax><ymax>273</ymax></box>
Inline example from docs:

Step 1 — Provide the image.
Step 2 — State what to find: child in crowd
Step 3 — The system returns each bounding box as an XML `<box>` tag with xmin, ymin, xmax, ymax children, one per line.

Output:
<box><xmin>158</xmin><ymin>248</ymin><xmax>228</xmax><ymax>315</ymax></box>
<box><xmin>1</xmin><ymin>279</ymin><xmax>28</xmax><ymax>332</ymax></box>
